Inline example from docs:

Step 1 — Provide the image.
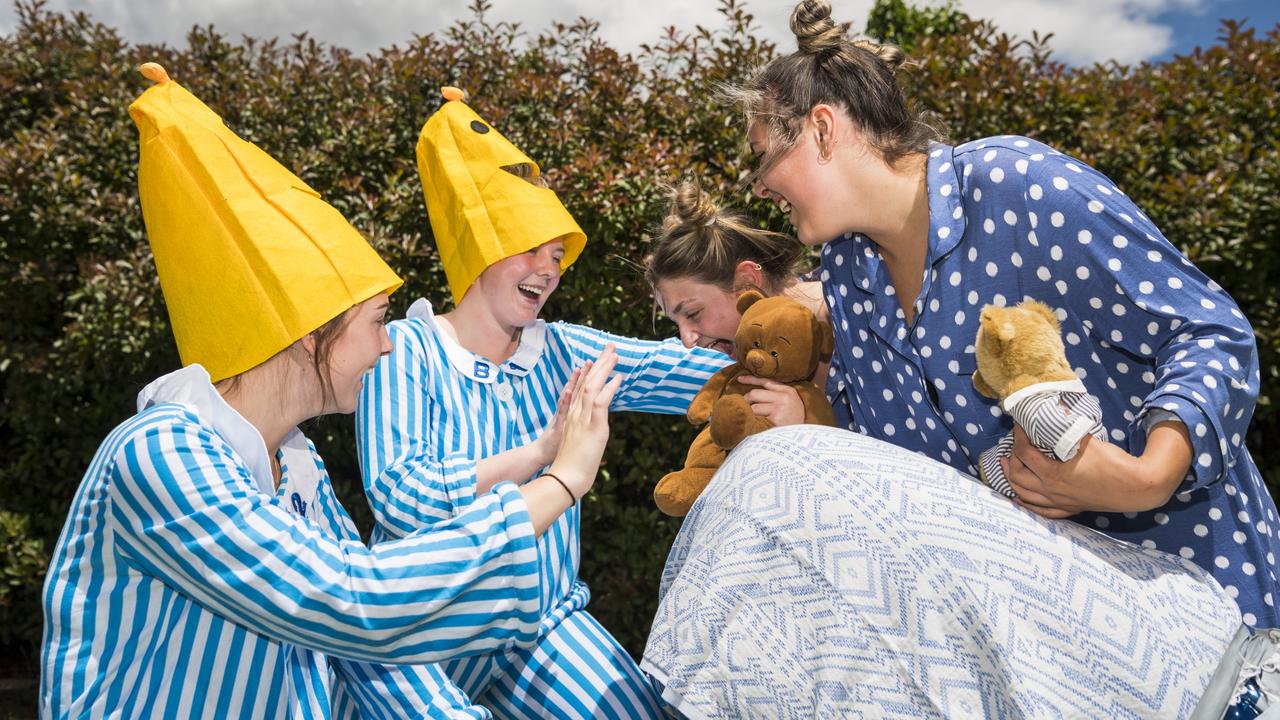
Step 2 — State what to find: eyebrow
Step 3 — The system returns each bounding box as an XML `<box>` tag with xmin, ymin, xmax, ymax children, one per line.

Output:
<box><xmin>669</xmin><ymin>300</ymin><xmax>689</xmax><ymax>317</ymax></box>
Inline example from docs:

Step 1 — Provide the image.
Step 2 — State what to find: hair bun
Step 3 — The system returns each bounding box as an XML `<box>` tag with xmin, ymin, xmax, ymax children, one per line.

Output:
<box><xmin>665</xmin><ymin>181</ymin><xmax>720</xmax><ymax>231</ymax></box>
<box><xmin>853</xmin><ymin>38</ymin><xmax>907</xmax><ymax>70</ymax></box>
<box><xmin>791</xmin><ymin>0</ymin><xmax>849</xmax><ymax>56</ymax></box>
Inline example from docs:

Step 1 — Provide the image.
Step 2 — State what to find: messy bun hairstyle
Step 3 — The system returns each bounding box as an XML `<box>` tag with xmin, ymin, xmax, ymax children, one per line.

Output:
<box><xmin>731</xmin><ymin>0</ymin><xmax>938</xmax><ymax>171</ymax></box>
<box><xmin>645</xmin><ymin>180</ymin><xmax>803</xmax><ymax>293</ymax></box>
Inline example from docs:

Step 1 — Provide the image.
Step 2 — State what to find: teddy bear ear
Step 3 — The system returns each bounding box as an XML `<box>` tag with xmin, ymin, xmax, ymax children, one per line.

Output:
<box><xmin>978</xmin><ymin>305</ymin><xmax>1016</xmax><ymax>344</ymax></box>
<box><xmin>978</xmin><ymin>305</ymin><xmax>998</xmax><ymax>328</ymax></box>
<box><xmin>1023</xmin><ymin>300</ymin><xmax>1061</xmax><ymax>331</ymax></box>
<box><xmin>736</xmin><ymin>289</ymin><xmax>765</xmax><ymax>314</ymax></box>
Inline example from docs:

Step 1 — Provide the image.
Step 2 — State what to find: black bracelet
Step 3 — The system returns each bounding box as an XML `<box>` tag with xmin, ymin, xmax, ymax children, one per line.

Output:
<box><xmin>541</xmin><ymin>472</ymin><xmax>577</xmax><ymax>504</ymax></box>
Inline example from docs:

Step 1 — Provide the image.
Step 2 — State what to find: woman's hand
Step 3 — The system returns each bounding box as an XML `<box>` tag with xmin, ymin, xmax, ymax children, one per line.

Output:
<box><xmin>1002</xmin><ymin>421</ymin><xmax>1191</xmax><ymax>518</ymax></box>
<box><xmin>547</xmin><ymin>345</ymin><xmax>623</xmax><ymax>499</ymax></box>
<box><xmin>738</xmin><ymin>375</ymin><xmax>806</xmax><ymax>426</ymax></box>
<box><xmin>531</xmin><ymin>367</ymin><xmax>582</xmax><ymax>468</ymax></box>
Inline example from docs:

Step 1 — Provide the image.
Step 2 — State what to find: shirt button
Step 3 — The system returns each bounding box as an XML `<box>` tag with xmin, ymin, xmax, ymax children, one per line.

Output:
<box><xmin>495</xmin><ymin>384</ymin><xmax>514</xmax><ymax>402</ymax></box>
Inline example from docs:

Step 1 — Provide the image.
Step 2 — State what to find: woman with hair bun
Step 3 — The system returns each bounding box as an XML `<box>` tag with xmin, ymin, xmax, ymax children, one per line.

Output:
<box><xmin>642</xmin><ymin>0</ymin><xmax>1277</xmax><ymax>715</ymax></box>
<box><xmin>647</xmin><ymin>180</ymin><xmax>827</xmax><ymax>425</ymax></box>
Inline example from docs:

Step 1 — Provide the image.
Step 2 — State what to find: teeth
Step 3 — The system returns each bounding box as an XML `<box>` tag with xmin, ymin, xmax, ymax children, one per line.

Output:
<box><xmin>779</xmin><ymin>198</ymin><xmax>791</xmax><ymax>213</ymax></box>
<box><xmin>517</xmin><ymin>284</ymin><xmax>544</xmax><ymax>296</ymax></box>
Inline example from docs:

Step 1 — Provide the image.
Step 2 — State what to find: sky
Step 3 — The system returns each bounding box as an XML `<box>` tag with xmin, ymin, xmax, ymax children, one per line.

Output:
<box><xmin>1</xmin><ymin>0</ymin><xmax>1276</xmax><ymax>66</ymax></box>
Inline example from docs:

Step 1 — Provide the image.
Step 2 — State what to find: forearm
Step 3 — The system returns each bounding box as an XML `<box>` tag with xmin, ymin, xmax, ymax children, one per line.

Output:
<box><xmin>561</xmin><ymin>325</ymin><xmax>730</xmax><ymax>413</ymax></box>
<box><xmin>364</xmin><ymin>450</ymin><xmax>478</xmax><ymax>538</ymax></box>
<box><xmin>116</xmin><ymin>480</ymin><xmax>542</xmax><ymax>664</ymax></box>
<box><xmin>517</xmin><ymin>469</ymin><xmax>578</xmax><ymax>536</ymax></box>
<box><xmin>477</xmin><ymin>440</ymin><xmax>552</xmax><ymax>495</ymax></box>
<box><xmin>1132</xmin><ymin>421</ymin><xmax>1193</xmax><ymax>508</ymax></box>
<box><xmin>1081</xmin><ymin>423</ymin><xmax>1190</xmax><ymax>514</ymax></box>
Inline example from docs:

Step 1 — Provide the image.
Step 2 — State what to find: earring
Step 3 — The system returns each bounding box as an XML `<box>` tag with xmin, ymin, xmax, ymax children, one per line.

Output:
<box><xmin>753</xmin><ymin>263</ymin><xmax>762</xmax><ymax>271</ymax></box>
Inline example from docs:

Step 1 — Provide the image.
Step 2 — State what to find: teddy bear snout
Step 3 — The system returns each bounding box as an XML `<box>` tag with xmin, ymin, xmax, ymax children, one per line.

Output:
<box><xmin>744</xmin><ymin>348</ymin><xmax>776</xmax><ymax>376</ymax></box>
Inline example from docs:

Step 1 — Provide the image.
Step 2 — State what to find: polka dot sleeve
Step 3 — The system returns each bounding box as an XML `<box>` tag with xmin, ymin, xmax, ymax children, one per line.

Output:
<box><xmin>1018</xmin><ymin>153</ymin><xmax>1260</xmax><ymax>491</ymax></box>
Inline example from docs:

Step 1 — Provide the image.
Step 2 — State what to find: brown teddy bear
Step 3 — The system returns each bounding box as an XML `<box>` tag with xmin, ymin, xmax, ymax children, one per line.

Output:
<box><xmin>654</xmin><ymin>291</ymin><xmax>835</xmax><ymax>516</ymax></box>
<box><xmin>972</xmin><ymin>300</ymin><xmax>1106</xmax><ymax>497</ymax></box>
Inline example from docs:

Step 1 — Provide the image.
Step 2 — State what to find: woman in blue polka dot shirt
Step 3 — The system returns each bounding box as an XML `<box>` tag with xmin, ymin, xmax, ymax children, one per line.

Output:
<box><xmin>706</xmin><ymin>0</ymin><xmax>1280</xmax><ymax>627</ymax></box>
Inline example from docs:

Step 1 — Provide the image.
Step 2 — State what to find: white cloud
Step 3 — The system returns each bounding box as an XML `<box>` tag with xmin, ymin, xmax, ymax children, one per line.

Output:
<box><xmin>0</xmin><ymin>0</ymin><xmax>1219</xmax><ymax>65</ymax></box>
<box><xmin>955</xmin><ymin>0</ymin><xmax>1210</xmax><ymax>65</ymax></box>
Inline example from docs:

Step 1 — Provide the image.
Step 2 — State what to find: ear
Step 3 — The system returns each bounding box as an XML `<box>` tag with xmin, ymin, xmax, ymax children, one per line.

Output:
<box><xmin>733</xmin><ymin>260</ymin><xmax>764</xmax><ymax>292</ymax></box>
<box><xmin>809</xmin><ymin>103</ymin><xmax>839</xmax><ymax>149</ymax></box>
<box><xmin>736</xmin><ymin>289</ymin><xmax>765</xmax><ymax>314</ymax></box>
<box><xmin>1023</xmin><ymin>300</ymin><xmax>1061</xmax><ymax>332</ymax></box>
<box><xmin>299</xmin><ymin>333</ymin><xmax>318</xmax><ymax>358</ymax></box>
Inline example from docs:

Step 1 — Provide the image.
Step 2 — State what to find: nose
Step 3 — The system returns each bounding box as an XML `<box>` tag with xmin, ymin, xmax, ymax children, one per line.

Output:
<box><xmin>751</xmin><ymin>176</ymin><xmax>768</xmax><ymax>200</ymax></box>
<box><xmin>677</xmin><ymin>322</ymin><xmax>698</xmax><ymax>349</ymax></box>
<box><xmin>379</xmin><ymin>327</ymin><xmax>393</xmax><ymax>356</ymax></box>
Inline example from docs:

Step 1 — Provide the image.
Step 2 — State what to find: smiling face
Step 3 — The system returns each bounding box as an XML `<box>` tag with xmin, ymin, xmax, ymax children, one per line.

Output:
<box><xmin>468</xmin><ymin>238</ymin><xmax>565</xmax><ymax>332</ymax></box>
<box><xmin>323</xmin><ymin>293</ymin><xmax>392</xmax><ymax>414</ymax></box>
<box><xmin>747</xmin><ymin>109</ymin><xmax>868</xmax><ymax>247</ymax></box>
<box><xmin>654</xmin><ymin>276</ymin><xmax>744</xmax><ymax>356</ymax></box>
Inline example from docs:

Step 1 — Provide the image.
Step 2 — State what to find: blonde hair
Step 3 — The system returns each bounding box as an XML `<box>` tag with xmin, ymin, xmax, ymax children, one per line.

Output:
<box><xmin>728</xmin><ymin>0</ymin><xmax>940</xmax><ymax>174</ymax></box>
<box><xmin>645</xmin><ymin>180</ymin><xmax>803</xmax><ymax>293</ymax></box>
<box><xmin>500</xmin><ymin>162</ymin><xmax>549</xmax><ymax>188</ymax></box>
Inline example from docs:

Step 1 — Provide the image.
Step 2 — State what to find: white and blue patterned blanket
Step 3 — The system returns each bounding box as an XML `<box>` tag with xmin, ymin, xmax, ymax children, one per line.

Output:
<box><xmin>642</xmin><ymin>426</ymin><xmax>1240</xmax><ymax>719</ymax></box>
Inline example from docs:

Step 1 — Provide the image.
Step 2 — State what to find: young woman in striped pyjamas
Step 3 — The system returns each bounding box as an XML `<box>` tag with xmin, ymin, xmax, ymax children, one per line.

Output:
<box><xmin>355</xmin><ymin>89</ymin><xmax>730</xmax><ymax>719</ymax></box>
<box><xmin>41</xmin><ymin>65</ymin><xmax>622</xmax><ymax>719</ymax></box>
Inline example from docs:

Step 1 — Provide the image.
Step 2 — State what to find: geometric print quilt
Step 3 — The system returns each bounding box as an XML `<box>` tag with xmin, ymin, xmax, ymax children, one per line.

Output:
<box><xmin>642</xmin><ymin>426</ymin><xmax>1240</xmax><ymax>719</ymax></box>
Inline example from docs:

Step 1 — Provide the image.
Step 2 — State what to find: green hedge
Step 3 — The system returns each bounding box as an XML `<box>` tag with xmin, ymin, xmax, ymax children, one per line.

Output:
<box><xmin>1</xmin><ymin>0</ymin><xmax>1277</xmax><ymax>669</ymax></box>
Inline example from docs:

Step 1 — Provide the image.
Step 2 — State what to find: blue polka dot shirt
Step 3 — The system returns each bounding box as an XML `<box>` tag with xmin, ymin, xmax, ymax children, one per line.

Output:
<box><xmin>820</xmin><ymin>135</ymin><xmax>1280</xmax><ymax>627</ymax></box>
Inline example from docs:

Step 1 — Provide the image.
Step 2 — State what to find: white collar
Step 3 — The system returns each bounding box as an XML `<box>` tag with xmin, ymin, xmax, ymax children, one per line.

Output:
<box><xmin>136</xmin><ymin>364</ymin><xmax>302</xmax><ymax>495</ymax></box>
<box><xmin>1001</xmin><ymin>377</ymin><xmax>1087</xmax><ymax>412</ymax></box>
<box><xmin>406</xmin><ymin>298</ymin><xmax>547</xmax><ymax>382</ymax></box>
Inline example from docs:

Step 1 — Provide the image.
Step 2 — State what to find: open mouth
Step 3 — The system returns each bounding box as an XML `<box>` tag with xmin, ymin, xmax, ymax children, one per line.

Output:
<box><xmin>705</xmin><ymin>339</ymin><xmax>735</xmax><ymax>356</ymax></box>
<box><xmin>517</xmin><ymin>283</ymin><xmax>545</xmax><ymax>301</ymax></box>
<box><xmin>778</xmin><ymin>197</ymin><xmax>791</xmax><ymax>215</ymax></box>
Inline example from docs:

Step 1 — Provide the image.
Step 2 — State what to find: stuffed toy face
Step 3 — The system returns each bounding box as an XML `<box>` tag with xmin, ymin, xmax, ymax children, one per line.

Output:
<box><xmin>972</xmin><ymin>300</ymin><xmax>1076</xmax><ymax>400</ymax></box>
<box><xmin>733</xmin><ymin>291</ymin><xmax>833</xmax><ymax>383</ymax></box>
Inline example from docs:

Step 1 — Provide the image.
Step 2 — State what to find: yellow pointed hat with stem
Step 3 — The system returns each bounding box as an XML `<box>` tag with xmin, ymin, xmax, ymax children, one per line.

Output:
<box><xmin>416</xmin><ymin>87</ymin><xmax>586</xmax><ymax>305</ymax></box>
<box><xmin>129</xmin><ymin>63</ymin><xmax>402</xmax><ymax>382</ymax></box>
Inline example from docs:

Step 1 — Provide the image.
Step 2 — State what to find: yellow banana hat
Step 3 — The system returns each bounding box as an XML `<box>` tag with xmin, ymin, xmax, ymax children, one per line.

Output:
<box><xmin>416</xmin><ymin>87</ymin><xmax>586</xmax><ymax>305</ymax></box>
<box><xmin>129</xmin><ymin>63</ymin><xmax>402</xmax><ymax>382</ymax></box>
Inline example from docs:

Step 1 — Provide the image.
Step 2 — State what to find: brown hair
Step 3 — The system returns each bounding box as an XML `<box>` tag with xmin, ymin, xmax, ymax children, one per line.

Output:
<box><xmin>645</xmin><ymin>180</ymin><xmax>803</xmax><ymax>293</ymax></box>
<box><xmin>729</xmin><ymin>0</ymin><xmax>940</xmax><ymax>174</ymax></box>
<box><xmin>306</xmin><ymin>307</ymin><xmax>356</xmax><ymax>404</ymax></box>
<box><xmin>216</xmin><ymin>306</ymin><xmax>356</xmax><ymax>407</ymax></box>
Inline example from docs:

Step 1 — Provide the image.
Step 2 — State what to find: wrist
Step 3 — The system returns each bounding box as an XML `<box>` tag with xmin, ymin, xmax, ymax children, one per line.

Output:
<box><xmin>546</xmin><ymin>460</ymin><xmax>593</xmax><ymax>498</ymax></box>
<box><xmin>532</xmin><ymin>434</ymin><xmax>555</xmax><ymax>467</ymax></box>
